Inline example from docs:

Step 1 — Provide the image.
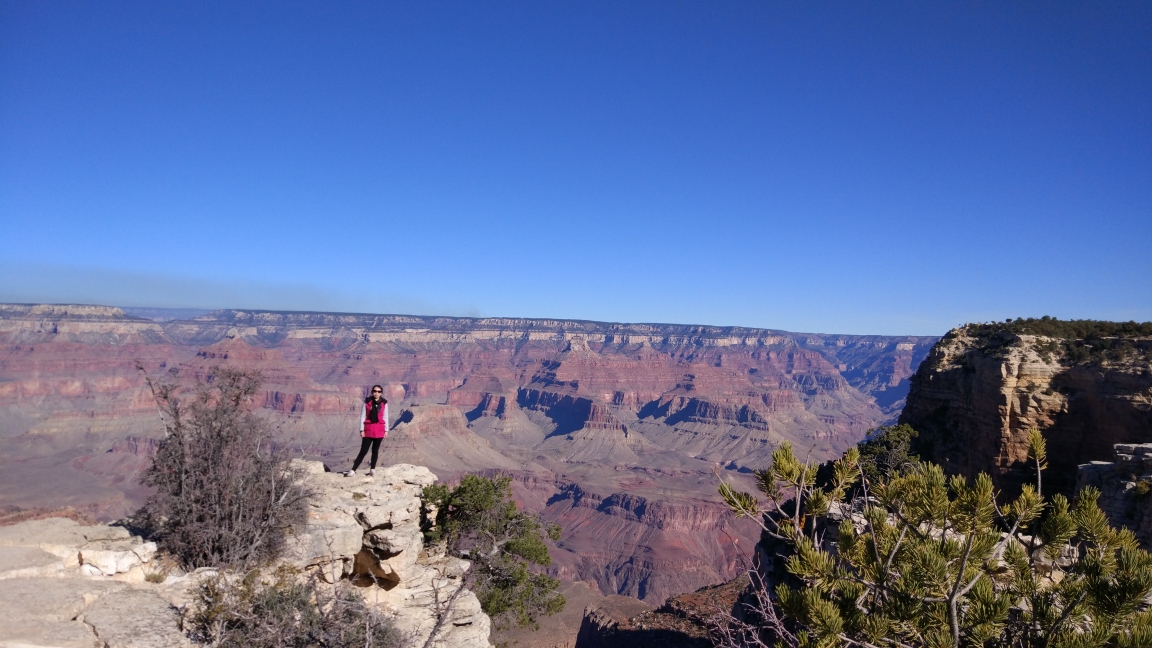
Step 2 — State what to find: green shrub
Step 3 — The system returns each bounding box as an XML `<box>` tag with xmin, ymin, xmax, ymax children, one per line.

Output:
<box><xmin>423</xmin><ymin>474</ymin><xmax>565</xmax><ymax>630</ymax></box>
<box><xmin>187</xmin><ymin>566</ymin><xmax>400</xmax><ymax>647</ymax></box>
<box><xmin>968</xmin><ymin>317</ymin><xmax>1152</xmax><ymax>340</ymax></box>
<box><xmin>1035</xmin><ymin>339</ymin><xmax>1062</xmax><ymax>363</ymax></box>
<box><xmin>961</xmin><ymin>318</ymin><xmax>1152</xmax><ymax>366</ymax></box>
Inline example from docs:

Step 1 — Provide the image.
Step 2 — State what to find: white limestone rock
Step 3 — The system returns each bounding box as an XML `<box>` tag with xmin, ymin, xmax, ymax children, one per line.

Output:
<box><xmin>0</xmin><ymin>577</ymin><xmax>126</xmax><ymax>648</ymax></box>
<box><xmin>365</xmin><ymin>527</ymin><xmax>423</xmax><ymax>555</ymax></box>
<box><xmin>80</xmin><ymin>587</ymin><xmax>194</xmax><ymax>648</ymax></box>
<box><xmin>0</xmin><ymin>517</ymin><xmax>156</xmax><ymax>581</ymax></box>
<box><xmin>0</xmin><ymin>461</ymin><xmax>494</xmax><ymax>648</ymax></box>
<box><xmin>0</xmin><ymin>545</ymin><xmax>67</xmax><ymax>580</ymax></box>
<box><xmin>283</xmin><ymin>461</ymin><xmax>493</xmax><ymax>648</ymax></box>
<box><xmin>356</xmin><ymin>497</ymin><xmax>421</xmax><ymax>529</ymax></box>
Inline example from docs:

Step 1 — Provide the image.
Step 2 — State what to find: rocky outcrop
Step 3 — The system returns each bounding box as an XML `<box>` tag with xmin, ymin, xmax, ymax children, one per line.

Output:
<box><xmin>1077</xmin><ymin>444</ymin><xmax>1152</xmax><ymax>548</ymax></box>
<box><xmin>286</xmin><ymin>460</ymin><xmax>492</xmax><ymax>647</ymax></box>
<box><xmin>0</xmin><ymin>518</ymin><xmax>190</xmax><ymax>648</ymax></box>
<box><xmin>901</xmin><ymin>326</ymin><xmax>1152</xmax><ymax>495</ymax></box>
<box><xmin>0</xmin><ymin>517</ymin><xmax>157</xmax><ymax>580</ymax></box>
<box><xmin>0</xmin><ymin>576</ymin><xmax>192</xmax><ymax>648</ymax></box>
<box><xmin>0</xmin><ymin>462</ymin><xmax>493</xmax><ymax>648</ymax></box>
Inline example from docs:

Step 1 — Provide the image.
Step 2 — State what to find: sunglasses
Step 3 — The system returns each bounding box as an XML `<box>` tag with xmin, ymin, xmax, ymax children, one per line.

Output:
<box><xmin>372</xmin><ymin>390</ymin><xmax>382</xmax><ymax>393</ymax></box>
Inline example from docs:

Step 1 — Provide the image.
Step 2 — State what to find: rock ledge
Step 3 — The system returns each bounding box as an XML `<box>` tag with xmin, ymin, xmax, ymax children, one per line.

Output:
<box><xmin>0</xmin><ymin>461</ymin><xmax>492</xmax><ymax>648</ymax></box>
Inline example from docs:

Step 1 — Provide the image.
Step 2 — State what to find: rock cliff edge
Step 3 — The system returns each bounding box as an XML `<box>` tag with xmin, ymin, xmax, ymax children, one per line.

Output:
<box><xmin>0</xmin><ymin>461</ymin><xmax>493</xmax><ymax>648</ymax></box>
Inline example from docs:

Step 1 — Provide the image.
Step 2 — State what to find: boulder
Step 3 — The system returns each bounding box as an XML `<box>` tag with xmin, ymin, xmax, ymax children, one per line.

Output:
<box><xmin>1077</xmin><ymin>445</ymin><xmax>1152</xmax><ymax>548</ymax></box>
<box><xmin>365</xmin><ymin>527</ymin><xmax>422</xmax><ymax>555</ymax></box>
<box><xmin>80</xmin><ymin>537</ymin><xmax>157</xmax><ymax>577</ymax></box>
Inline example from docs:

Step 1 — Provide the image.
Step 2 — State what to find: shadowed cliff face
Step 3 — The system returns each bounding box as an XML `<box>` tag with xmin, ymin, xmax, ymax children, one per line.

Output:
<box><xmin>0</xmin><ymin>304</ymin><xmax>934</xmax><ymax>601</ymax></box>
<box><xmin>901</xmin><ymin>326</ymin><xmax>1152</xmax><ymax>496</ymax></box>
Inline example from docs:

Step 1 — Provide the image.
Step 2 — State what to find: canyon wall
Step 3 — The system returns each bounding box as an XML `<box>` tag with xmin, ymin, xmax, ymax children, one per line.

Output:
<box><xmin>900</xmin><ymin>324</ymin><xmax>1152</xmax><ymax>496</ymax></box>
<box><xmin>0</xmin><ymin>303</ymin><xmax>935</xmax><ymax>603</ymax></box>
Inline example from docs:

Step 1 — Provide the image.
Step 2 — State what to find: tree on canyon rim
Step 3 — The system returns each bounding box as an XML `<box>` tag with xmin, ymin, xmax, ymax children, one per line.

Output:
<box><xmin>717</xmin><ymin>431</ymin><xmax>1152</xmax><ymax>647</ymax></box>
<box><xmin>137</xmin><ymin>365</ymin><xmax>311</xmax><ymax>569</ymax></box>
<box><xmin>856</xmin><ymin>423</ymin><xmax>920</xmax><ymax>486</ymax></box>
<box><xmin>422</xmin><ymin>474</ymin><xmax>565</xmax><ymax>630</ymax></box>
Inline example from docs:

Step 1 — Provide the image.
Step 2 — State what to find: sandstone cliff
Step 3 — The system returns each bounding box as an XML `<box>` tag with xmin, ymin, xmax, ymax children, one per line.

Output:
<box><xmin>900</xmin><ymin>322</ymin><xmax>1152</xmax><ymax>495</ymax></box>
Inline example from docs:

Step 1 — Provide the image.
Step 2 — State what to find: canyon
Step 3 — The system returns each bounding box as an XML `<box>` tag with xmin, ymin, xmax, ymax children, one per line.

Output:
<box><xmin>0</xmin><ymin>303</ymin><xmax>935</xmax><ymax>605</ymax></box>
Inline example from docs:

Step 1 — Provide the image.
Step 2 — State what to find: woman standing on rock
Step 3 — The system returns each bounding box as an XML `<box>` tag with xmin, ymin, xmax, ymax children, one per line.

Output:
<box><xmin>343</xmin><ymin>385</ymin><xmax>388</xmax><ymax>477</ymax></box>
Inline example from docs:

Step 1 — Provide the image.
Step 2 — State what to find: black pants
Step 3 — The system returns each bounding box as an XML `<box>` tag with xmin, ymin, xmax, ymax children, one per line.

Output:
<box><xmin>352</xmin><ymin>437</ymin><xmax>383</xmax><ymax>470</ymax></box>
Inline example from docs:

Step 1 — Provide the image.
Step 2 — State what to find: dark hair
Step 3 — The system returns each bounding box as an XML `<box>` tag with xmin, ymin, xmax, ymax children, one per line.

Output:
<box><xmin>365</xmin><ymin>385</ymin><xmax>386</xmax><ymax>404</ymax></box>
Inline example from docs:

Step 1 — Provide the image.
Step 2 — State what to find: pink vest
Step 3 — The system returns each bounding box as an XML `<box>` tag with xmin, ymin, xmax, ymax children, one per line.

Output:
<box><xmin>363</xmin><ymin>400</ymin><xmax>387</xmax><ymax>439</ymax></box>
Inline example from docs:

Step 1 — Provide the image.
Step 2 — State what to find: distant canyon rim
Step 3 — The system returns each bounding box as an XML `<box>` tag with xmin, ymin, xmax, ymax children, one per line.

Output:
<box><xmin>0</xmin><ymin>303</ymin><xmax>936</xmax><ymax>603</ymax></box>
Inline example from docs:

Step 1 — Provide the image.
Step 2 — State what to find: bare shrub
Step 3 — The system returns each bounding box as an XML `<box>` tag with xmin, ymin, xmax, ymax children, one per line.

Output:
<box><xmin>187</xmin><ymin>566</ymin><xmax>401</xmax><ymax>648</ymax></box>
<box><xmin>139</xmin><ymin>366</ymin><xmax>311</xmax><ymax>569</ymax></box>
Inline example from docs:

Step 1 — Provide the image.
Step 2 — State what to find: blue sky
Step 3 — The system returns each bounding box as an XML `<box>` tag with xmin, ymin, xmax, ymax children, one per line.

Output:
<box><xmin>1</xmin><ymin>2</ymin><xmax>1149</xmax><ymax>335</ymax></box>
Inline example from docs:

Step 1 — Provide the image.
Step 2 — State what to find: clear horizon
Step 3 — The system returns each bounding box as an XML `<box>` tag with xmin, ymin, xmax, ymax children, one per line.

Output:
<box><xmin>2</xmin><ymin>3</ymin><xmax>1149</xmax><ymax>336</ymax></box>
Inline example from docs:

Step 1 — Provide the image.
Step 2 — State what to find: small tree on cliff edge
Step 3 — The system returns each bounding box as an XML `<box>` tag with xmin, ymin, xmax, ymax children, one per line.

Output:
<box><xmin>138</xmin><ymin>365</ymin><xmax>311</xmax><ymax>569</ymax></box>
<box><xmin>857</xmin><ymin>423</ymin><xmax>919</xmax><ymax>485</ymax></box>
<box><xmin>422</xmin><ymin>474</ymin><xmax>565</xmax><ymax>631</ymax></box>
<box><xmin>717</xmin><ymin>431</ymin><xmax>1152</xmax><ymax>647</ymax></box>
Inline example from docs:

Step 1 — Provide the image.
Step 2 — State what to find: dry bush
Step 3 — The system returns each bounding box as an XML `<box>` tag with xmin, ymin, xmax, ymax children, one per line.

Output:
<box><xmin>187</xmin><ymin>566</ymin><xmax>401</xmax><ymax>648</ymax></box>
<box><xmin>138</xmin><ymin>366</ymin><xmax>311</xmax><ymax>570</ymax></box>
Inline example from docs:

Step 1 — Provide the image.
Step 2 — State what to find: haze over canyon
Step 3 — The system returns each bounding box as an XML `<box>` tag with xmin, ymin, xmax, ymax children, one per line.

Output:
<box><xmin>0</xmin><ymin>303</ymin><xmax>936</xmax><ymax>603</ymax></box>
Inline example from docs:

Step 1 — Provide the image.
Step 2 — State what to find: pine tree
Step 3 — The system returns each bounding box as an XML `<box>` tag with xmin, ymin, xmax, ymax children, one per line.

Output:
<box><xmin>422</xmin><ymin>474</ymin><xmax>565</xmax><ymax>631</ymax></box>
<box><xmin>718</xmin><ymin>430</ymin><xmax>1152</xmax><ymax>647</ymax></box>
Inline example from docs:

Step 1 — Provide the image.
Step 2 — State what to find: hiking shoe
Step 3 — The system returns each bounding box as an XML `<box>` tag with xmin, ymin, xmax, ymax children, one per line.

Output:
<box><xmin>367</xmin><ymin>469</ymin><xmax>375</xmax><ymax>477</ymax></box>
<box><xmin>343</xmin><ymin>470</ymin><xmax>356</xmax><ymax>477</ymax></box>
